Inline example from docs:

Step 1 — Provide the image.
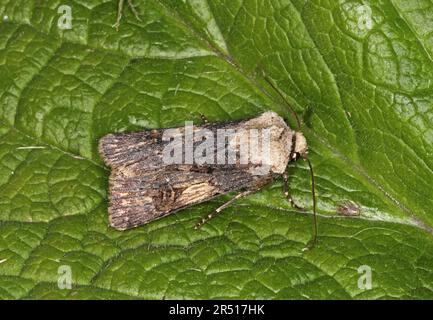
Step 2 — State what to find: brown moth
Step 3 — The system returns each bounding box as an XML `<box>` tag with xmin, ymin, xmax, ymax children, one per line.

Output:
<box><xmin>99</xmin><ymin>111</ymin><xmax>317</xmax><ymax>243</ymax></box>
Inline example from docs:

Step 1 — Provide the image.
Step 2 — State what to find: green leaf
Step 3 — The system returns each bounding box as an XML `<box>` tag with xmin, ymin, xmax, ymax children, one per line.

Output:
<box><xmin>0</xmin><ymin>0</ymin><xmax>432</xmax><ymax>299</ymax></box>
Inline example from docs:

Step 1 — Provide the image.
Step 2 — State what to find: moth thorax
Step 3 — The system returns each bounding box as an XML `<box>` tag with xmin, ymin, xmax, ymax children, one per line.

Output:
<box><xmin>294</xmin><ymin>132</ymin><xmax>308</xmax><ymax>158</ymax></box>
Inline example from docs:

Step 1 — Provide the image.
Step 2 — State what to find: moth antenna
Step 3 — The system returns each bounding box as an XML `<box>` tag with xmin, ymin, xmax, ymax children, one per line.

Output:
<box><xmin>261</xmin><ymin>74</ymin><xmax>302</xmax><ymax>130</ymax></box>
<box><xmin>305</xmin><ymin>157</ymin><xmax>318</xmax><ymax>247</ymax></box>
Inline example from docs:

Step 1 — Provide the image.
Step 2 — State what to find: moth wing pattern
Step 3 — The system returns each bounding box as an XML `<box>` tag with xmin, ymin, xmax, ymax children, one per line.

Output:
<box><xmin>98</xmin><ymin>130</ymin><xmax>165</xmax><ymax>170</ymax></box>
<box><xmin>99</xmin><ymin>112</ymin><xmax>295</xmax><ymax>230</ymax></box>
<box><xmin>106</xmin><ymin>166</ymin><xmax>270</xmax><ymax>230</ymax></box>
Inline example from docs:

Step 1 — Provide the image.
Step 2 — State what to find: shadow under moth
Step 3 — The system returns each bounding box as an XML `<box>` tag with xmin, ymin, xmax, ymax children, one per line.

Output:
<box><xmin>99</xmin><ymin>111</ymin><xmax>318</xmax><ymax>245</ymax></box>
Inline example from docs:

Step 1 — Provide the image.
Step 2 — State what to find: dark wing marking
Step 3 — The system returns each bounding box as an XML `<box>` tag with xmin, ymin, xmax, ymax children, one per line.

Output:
<box><xmin>98</xmin><ymin>130</ymin><xmax>165</xmax><ymax>170</ymax></box>
<box><xmin>98</xmin><ymin>120</ymin><xmax>249</xmax><ymax>170</ymax></box>
<box><xmin>107</xmin><ymin>166</ymin><xmax>271</xmax><ymax>230</ymax></box>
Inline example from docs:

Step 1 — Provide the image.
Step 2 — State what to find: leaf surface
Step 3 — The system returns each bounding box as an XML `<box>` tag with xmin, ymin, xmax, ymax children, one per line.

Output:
<box><xmin>0</xmin><ymin>0</ymin><xmax>432</xmax><ymax>299</ymax></box>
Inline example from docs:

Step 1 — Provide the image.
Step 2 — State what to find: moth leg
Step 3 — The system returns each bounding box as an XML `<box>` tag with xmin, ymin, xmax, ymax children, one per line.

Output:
<box><xmin>194</xmin><ymin>190</ymin><xmax>254</xmax><ymax>230</ymax></box>
<box><xmin>283</xmin><ymin>172</ymin><xmax>305</xmax><ymax>211</ymax></box>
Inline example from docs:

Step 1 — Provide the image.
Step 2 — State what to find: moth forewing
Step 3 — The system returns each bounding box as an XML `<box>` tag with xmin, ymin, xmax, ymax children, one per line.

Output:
<box><xmin>99</xmin><ymin>111</ymin><xmax>305</xmax><ymax>230</ymax></box>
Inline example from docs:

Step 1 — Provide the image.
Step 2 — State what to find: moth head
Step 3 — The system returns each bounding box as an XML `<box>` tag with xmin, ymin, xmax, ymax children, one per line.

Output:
<box><xmin>290</xmin><ymin>131</ymin><xmax>308</xmax><ymax>161</ymax></box>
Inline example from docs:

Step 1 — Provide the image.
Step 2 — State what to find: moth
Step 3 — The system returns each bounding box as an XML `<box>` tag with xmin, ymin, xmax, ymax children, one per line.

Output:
<box><xmin>99</xmin><ymin>111</ymin><xmax>317</xmax><ymax>244</ymax></box>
